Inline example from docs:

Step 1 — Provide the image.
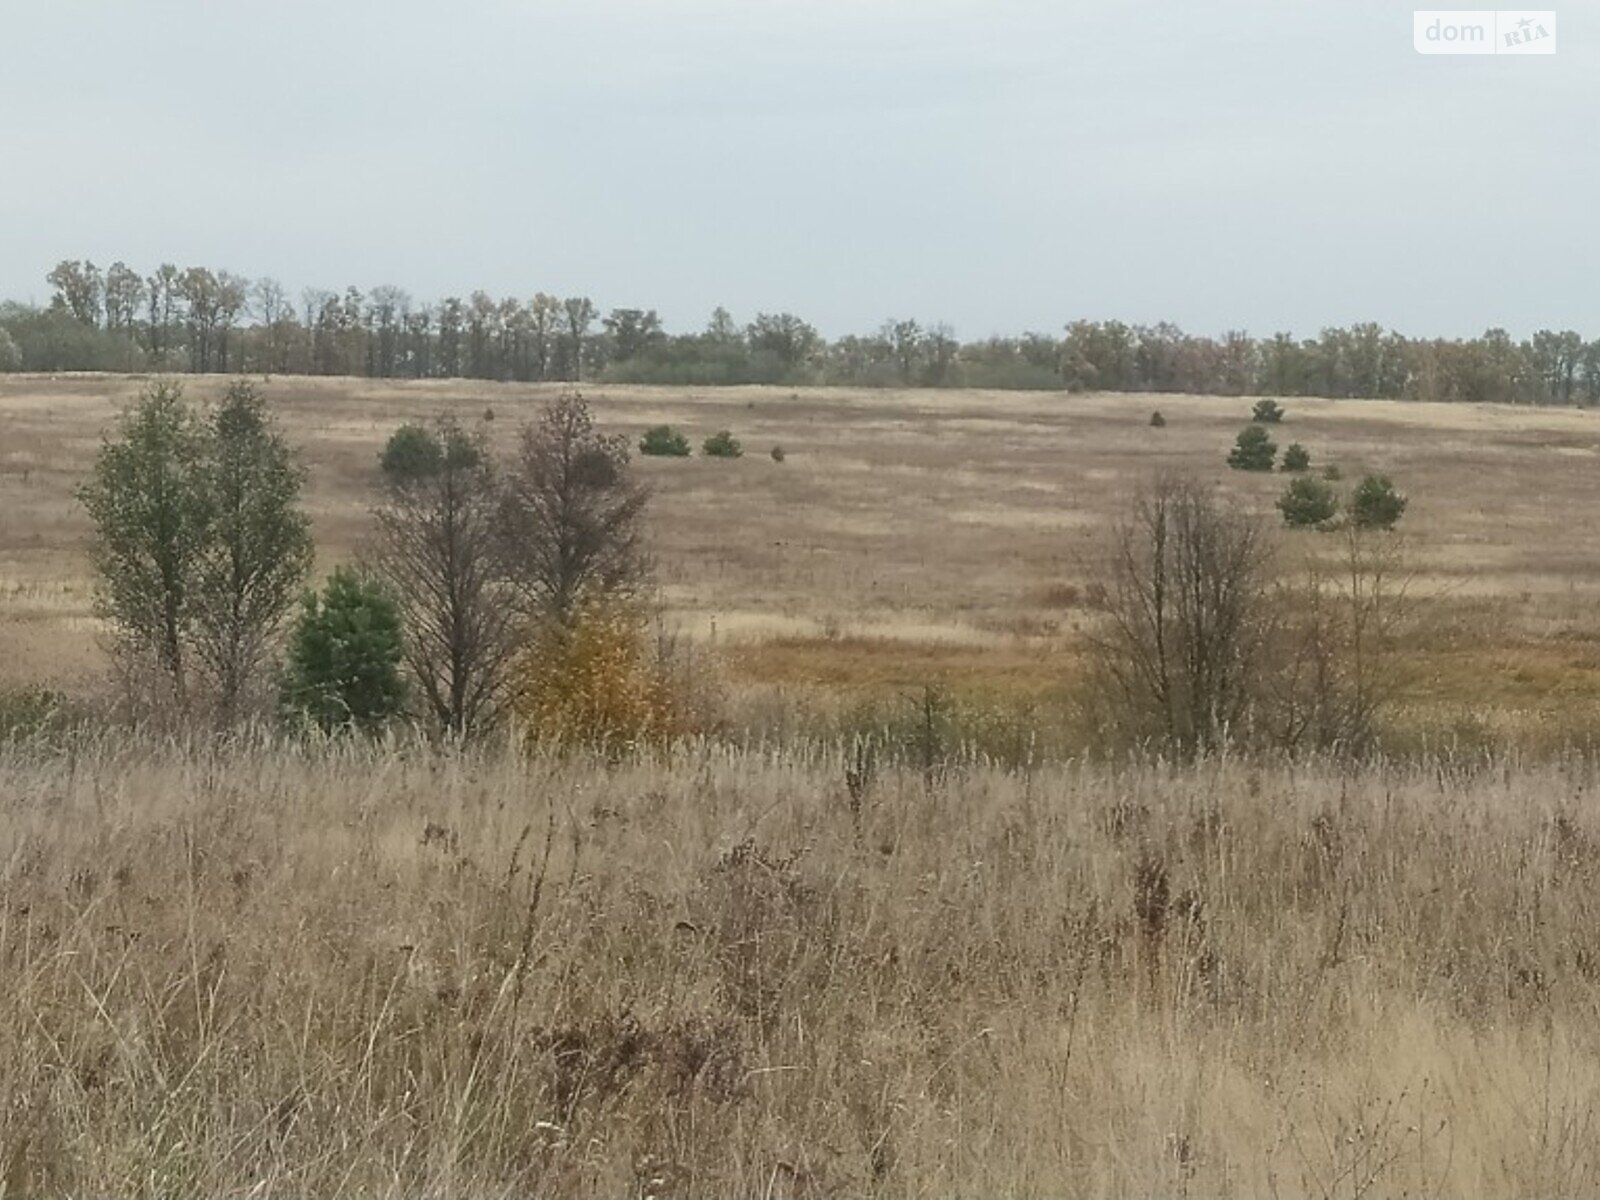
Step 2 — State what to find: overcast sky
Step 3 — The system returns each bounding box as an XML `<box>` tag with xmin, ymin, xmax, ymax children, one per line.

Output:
<box><xmin>2</xmin><ymin>1</ymin><xmax>1595</xmax><ymax>339</ymax></box>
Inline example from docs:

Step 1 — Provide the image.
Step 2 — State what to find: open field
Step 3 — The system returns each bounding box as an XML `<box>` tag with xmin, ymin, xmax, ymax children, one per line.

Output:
<box><xmin>6</xmin><ymin>377</ymin><xmax>1600</xmax><ymax>1196</ymax></box>
<box><xmin>5</xmin><ymin>738</ymin><xmax>1600</xmax><ymax>1196</ymax></box>
<box><xmin>4</xmin><ymin>373</ymin><xmax>1600</xmax><ymax>739</ymax></box>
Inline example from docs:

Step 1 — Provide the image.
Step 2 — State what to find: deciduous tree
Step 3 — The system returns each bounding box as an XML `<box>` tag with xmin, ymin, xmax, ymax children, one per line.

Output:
<box><xmin>373</xmin><ymin>418</ymin><xmax>513</xmax><ymax>737</ymax></box>
<box><xmin>192</xmin><ymin>382</ymin><xmax>314</xmax><ymax>722</ymax></box>
<box><xmin>1089</xmin><ymin>476</ymin><xmax>1274</xmax><ymax>754</ymax></box>
<box><xmin>496</xmin><ymin>392</ymin><xmax>649</xmax><ymax>627</ymax></box>
<box><xmin>78</xmin><ymin>381</ymin><xmax>212</xmax><ymax>707</ymax></box>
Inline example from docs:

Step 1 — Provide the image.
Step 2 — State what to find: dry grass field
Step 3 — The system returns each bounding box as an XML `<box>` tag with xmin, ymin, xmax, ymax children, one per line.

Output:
<box><xmin>3</xmin><ymin>372</ymin><xmax>1600</xmax><ymax>740</ymax></box>
<box><xmin>5</xmin><ymin>375</ymin><xmax>1600</xmax><ymax>1196</ymax></box>
<box><xmin>5</xmin><ymin>738</ymin><xmax>1600</xmax><ymax>1197</ymax></box>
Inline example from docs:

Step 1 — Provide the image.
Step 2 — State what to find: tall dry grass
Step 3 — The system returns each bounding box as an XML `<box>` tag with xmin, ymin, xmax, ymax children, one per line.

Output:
<box><xmin>4</xmin><ymin>733</ymin><xmax>1600</xmax><ymax>1196</ymax></box>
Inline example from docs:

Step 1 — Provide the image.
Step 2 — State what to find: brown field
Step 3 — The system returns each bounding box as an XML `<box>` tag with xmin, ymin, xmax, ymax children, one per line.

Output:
<box><xmin>6</xmin><ymin>740</ymin><xmax>1600</xmax><ymax>1196</ymax></box>
<box><xmin>6</xmin><ymin>375</ymin><xmax>1600</xmax><ymax>1196</ymax></box>
<box><xmin>4</xmin><ymin>373</ymin><xmax>1600</xmax><ymax>734</ymax></box>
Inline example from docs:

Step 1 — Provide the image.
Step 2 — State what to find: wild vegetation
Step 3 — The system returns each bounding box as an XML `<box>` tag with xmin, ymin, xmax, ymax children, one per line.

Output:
<box><xmin>0</xmin><ymin>371</ymin><xmax>1597</xmax><ymax>1195</ymax></box>
<box><xmin>6</xmin><ymin>738</ymin><xmax>1600</xmax><ymax>1196</ymax></box>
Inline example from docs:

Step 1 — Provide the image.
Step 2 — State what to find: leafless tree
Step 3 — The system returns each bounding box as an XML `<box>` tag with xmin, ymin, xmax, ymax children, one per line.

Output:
<box><xmin>1265</xmin><ymin>525</ymin><xmax>1414</xmax><ymax>753</ymax></box>
<box><xmin>1089</xmin><ymin>475</ymin><xmax>1275</xmax><ymax>755</ymax></box>
<box><xmin>373</xmin><ymin>419</ymin><xmax>515</xmax><ymax>738</ymax></box>
<box><xmin>496</xmin><ymin>391</ymin><xmax>649</xmax><ymax>628</ymax></box>
<box><xmin>252</xmin><ymin>277</ymin><xmax>298</xmax><ymax>373</ymax></box>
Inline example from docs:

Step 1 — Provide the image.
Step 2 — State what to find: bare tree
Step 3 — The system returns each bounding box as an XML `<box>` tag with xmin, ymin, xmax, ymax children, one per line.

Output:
<box><xmin>1089</xmin><ymin>475</ymin><xmax>1274</xmax><ymax>755</ymax></box>
<box><xmin>496</xmin><ymin>391</ymin><xmax>650</xmax><ymax>628</ymax></box>
<box><xmin>252</xmin><ymin>277</ymin><xmax>298</xmax><ymax>374</ymax></box>
<box><xmin>1266</xmin><ymin>525</ymin><xmax>1413</xmax><ymax>753</ymax></box>
<box><xmin>373</xmin><ymin>418</ymin><xmax>515</xmax><ymax>738</ymax></box>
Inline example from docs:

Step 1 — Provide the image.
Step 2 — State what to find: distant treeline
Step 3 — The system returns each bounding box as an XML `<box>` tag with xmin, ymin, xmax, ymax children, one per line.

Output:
<box><xmin>2</xmin><ymin>258</ymin><xmax>1597</xmax><ymax>405</ymax></box>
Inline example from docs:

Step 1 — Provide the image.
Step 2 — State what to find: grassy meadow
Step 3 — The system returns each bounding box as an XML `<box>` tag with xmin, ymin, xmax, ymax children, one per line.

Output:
<box><xmin>4</xmin><ymin>373</ymin><xmax>1600</xmax><ymax>739</ymax></box>
<box><xmin>4</xmin><ymin>374</ymin><xmax>1600</xmax><ymax>1195</ymax></box>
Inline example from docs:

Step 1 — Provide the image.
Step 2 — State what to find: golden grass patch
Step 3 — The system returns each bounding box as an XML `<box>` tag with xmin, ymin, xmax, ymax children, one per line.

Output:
<box><xmin>4</xmin><ymin>738</ymin><xmax>1600</xmax><ymax>1194</ymax></box>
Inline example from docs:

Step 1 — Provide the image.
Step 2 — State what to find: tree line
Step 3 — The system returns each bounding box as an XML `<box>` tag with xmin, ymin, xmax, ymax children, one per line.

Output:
<box><xmin>2</xmin><ymin>258</ymin><xmax>1597</xmax><ymax>405</ymax></box>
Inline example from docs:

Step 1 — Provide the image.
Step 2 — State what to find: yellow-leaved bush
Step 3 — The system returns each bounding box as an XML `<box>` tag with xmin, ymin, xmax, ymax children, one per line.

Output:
<box><xmin>508</xmin><ymin>600</ymin><xmax>714</xmax><ymax>750</ymax></box>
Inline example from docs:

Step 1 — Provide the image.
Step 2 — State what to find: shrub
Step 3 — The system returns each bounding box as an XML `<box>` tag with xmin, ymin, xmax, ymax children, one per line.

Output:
<box><xmin>1277</xmin><ymin>475</ymin><xmax>1339</xmax><ymax>528</ymax></box>
<box><xmin>0</xmin><ymin>686</ymin><xmax>74</xmax><ymax>741</ymax></box>
<box><xmin>1322</xmin><ymin>464</ymin><xmax>1343</xmax><ymax>482</ymax></box>
<box><xmin>1149</xmin><ymin>410</ymin><xmax>1166</xmax><ymax>428</ymax></box>
<box><xmin>0</xmin><ymin>327</ymin><xmax>20</xmax><ymax>372</ymax></box>
<box><xmin>1252</xmin><ymin>398</ymin><xmax>1285</xmax><ymax>423</ymax></box>
<box><xmin>702</xmin><ymin>430</ymin><xmax>743</xmax><ymax>458</ymax></box>
<box><xmin>770</xmin><ymin>445</ymin><xmax>786</xmax><ymax>463</ymax></box>
<box><xmin>1280</xmin><ymin>443</ymin><xmax>1311</xmax><ymax>472</ymax></box>
<box><xmin>1350</xmin><ymin>474</ymin><xmax>1408</xmax><ymax>530</ymax></box>
<box><xmin>281</xmin><ymin>569</ymin><xmax>407</xmax><ymax>734</ymax></box>
<box><xmin>509</xmin><ymin>601</ymin><xmax>692</xmax><ymax>751</ymax></box>
<box><xmin>380</xmin><ymin>423</ymin><xmax>445</xmax><ymax>482</ymax></box>
<box><xmin>1227</xmin><ymin>424</ymin><xmax>1277</xmax><ymax>471</ymax></box>
<box><xmin>639</xmin><ymin>425</ymin><xmax>691</xmax><ymax>457</ymax></box>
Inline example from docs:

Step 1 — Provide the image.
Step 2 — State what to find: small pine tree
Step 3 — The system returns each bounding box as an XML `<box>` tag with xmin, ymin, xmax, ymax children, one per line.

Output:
<box><xmin>1252</xmin><ymin>398</ymin><xmax>1285</xmax><ymax>423</ymax></box>
<box><xmin>639</xmin><ymin>425</ymin><xmax>691</xmax><ymax>457</ymax></box>
<box><xmin>1277</xmin><ymin>476</ymin><xmax>1339</xmax><ymax>528</ymax></box>
<box><xmin>1350</xmin><ymin>475</ymin><xmax>1408</xmax><ymax>530</ymax></box>
<box><xmin>379</xmin><ymin>423</ymin><xmax>445</xmax><ymax>482</ymax></box>
<box><xmin>770</xmin><ymin>445</ymin><xmax>786</xmax><ymax>462</ymax></box>
<box><xmin>702</xmin><ymin>430</ymin><xmax>743</xmax><ymax>458</ymax></box>
<box><xmin>1149</xmin><ymin>410</ymin><xmax>1167</xmax><ymax>428</ymax></box>
<box><xmin>1280</xmin><ymin>443</ymin><xmax>1311</xmax><ymax>472</ymax></box>
<box><xmin>281</xmin><ymin>569</ymin><xmax>407</xmax><ymax>734</ymax></box>
<box><xmin>1227</xmin><ymin>424</ymin><xmax>1277</xmax><ymax>471</ymax></box>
